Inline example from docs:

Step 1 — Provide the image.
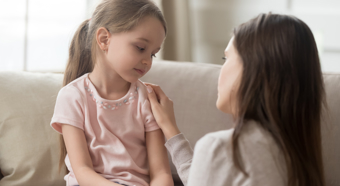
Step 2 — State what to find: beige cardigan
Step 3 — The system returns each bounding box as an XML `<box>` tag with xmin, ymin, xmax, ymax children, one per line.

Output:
<box><xmin>165</xmin><ymin>121</ymin><xmax>287</xmax><ymax>186</ymax></box>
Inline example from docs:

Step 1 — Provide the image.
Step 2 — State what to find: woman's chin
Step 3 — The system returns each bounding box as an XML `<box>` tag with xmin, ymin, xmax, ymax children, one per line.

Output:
<box><xmin>216</xmin><ymin>99</ymin><xmax>232</xmax><ymax>114</ymax></box>
<box><xmin>216</xmin><ymin>99</ymin><xmax>225</xmax><ymax>112</ymax></box>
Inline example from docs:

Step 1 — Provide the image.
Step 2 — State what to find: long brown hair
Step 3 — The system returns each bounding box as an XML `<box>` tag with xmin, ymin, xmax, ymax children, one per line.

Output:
<box><xmin>232</xmin><ymin>13</ymin><xmax>325</xmax><ymax>186</ymax></box>
<box><xmin>59</xmin><ymin>0</ymin><xmax>167</xmax><ymax>173</ymax></box>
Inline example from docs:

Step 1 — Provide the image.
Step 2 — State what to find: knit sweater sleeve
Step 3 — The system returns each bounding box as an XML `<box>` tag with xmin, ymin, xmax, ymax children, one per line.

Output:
<box><xmin>165</xmin><ymin>133</ymin><xmax>193</xmax><ymax>186</ymax></box>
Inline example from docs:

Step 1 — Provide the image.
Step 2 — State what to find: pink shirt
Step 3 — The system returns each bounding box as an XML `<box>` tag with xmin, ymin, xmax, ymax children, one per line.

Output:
<box><xmin>50</xmin><ymin>73</ymin><xmax>159</xmax><ymax>186</ymax></box>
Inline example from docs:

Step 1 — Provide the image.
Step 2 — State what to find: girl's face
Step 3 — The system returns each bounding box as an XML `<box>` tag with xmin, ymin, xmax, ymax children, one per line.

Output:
<box><xmin>216</xmin><ymin>37</ymin><xmax>243</xmax><ymax>116</ymax></box>
<box><xmin>103</xmin><ymin>16</ymin><xmax>165</xmax><ymax>83</ymax></box>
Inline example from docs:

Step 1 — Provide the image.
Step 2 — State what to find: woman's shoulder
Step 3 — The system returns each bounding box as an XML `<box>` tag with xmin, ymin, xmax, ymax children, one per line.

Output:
<box><xmin>197</xmin><ymin>121</ymin><xmax>277</xmax><ymax>150</ymax></box>
<box><xmin>195</xmin><ymin>121</ymin><xmax>281</xmax><ymax>160</ymax></box>
<box><xmin>238</xmin><ymin>120</ymin><xmax>278</xmax><ymax>148</ymax></box>
<box><xmin>240</xmin><ymin>121</ymin><xmax>287</xmax><ymax>184</ymax></box>
<box><xmin>195</xmin><ymin>121</ymin><xmax>286</xmax><ymax>184</ymax></box>
<box><xmin>195</xmin><ymin>129</ymin><xmax>235</xmax><ymax>155</ymax></box>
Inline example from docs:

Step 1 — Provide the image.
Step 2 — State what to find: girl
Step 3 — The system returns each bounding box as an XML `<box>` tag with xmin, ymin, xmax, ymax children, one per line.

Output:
<box><xmin>50</xmin><ymin>0</ymin><xmax>173</xmax><ymax>186</ymax></box>
<box><xmin>145</xmin><ymin>13</ymin><xmax>325</xmax><ymax>186</ymax></box>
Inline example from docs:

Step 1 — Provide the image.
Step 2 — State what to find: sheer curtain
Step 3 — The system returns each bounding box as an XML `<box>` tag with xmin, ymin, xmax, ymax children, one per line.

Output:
<box><xmin>161</xmin><ymin>0</ymin><xmax>192</xmax><ymax>62</ymax></box>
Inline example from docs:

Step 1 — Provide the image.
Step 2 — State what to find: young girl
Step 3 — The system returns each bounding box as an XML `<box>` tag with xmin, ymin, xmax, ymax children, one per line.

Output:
<box><xmin>145</xmin><ymin>13</ymin><xmax>325</xmax><ymax>186</ymax></box>
<box><xmin>50</xmin><ymin>0</ymin><xmax>173</xmax><ymax>186</ymax></box>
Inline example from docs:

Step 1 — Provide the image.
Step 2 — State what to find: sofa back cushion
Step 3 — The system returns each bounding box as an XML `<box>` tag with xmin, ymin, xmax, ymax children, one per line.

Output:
<box><xmin>0</xmin><ymin>72</ymin><xmax>65</xmax><ymax>186</ymax></box>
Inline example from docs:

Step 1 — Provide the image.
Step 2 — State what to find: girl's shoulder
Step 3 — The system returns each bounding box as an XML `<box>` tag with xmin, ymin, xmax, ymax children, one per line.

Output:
<box><xmin>135</xmin><ymin>79</ymin><xmax>149</xmax><ymax>101</ymax></box>
<box><xmin>57</xmin><ymin>74</ymin><xmax>88</xmax><ymax>102</ymax></box>
<box><xmin>63</xmin><ymin>73</ymin><xmax>88</xmax><ymax>91</ymax></box>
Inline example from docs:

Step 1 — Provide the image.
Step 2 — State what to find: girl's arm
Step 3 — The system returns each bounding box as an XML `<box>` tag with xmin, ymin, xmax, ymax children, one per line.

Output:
<box><xmin>146</xmin><ymin>129</ymin><xmax>174</xmax><ymax>186</ymax></box>
<box><xmin>144</xmin><ymin>83</ymin><xmax>180</xmax><ymax>140</ymax></box>
<box><xmin>61</xmin><ymin>124</ymin><xmax>120</xmax><ymax>186</ymax></box>
<box><xmin>145</xmin><ymin>83</ymin><xmax>194</xmax><ymax>185</ymax></box>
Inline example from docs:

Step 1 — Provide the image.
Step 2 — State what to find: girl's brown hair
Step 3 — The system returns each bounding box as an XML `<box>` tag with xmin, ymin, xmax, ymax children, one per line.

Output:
<box><xmin>59</xmin><ymin>0</ymin><xmax>166</xmax><ymax>173</ymax></box>
<box><xmin>232</xmin><ymin>13</ymin><xmax>325</xmax><ymax>186</ymax></box>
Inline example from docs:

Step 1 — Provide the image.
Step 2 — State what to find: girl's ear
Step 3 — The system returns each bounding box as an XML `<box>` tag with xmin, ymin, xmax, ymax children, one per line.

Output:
<box><xmin>96</xmin><ymin>27</ymin><xmax>111</xmax><ymax>52</ymax></box>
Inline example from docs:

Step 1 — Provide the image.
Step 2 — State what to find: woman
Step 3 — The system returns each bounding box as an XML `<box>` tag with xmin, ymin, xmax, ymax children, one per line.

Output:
<box><xmin>145</xmin><ymin>13</ymin><xmax>325</xmax><ymax>186</ymax></box>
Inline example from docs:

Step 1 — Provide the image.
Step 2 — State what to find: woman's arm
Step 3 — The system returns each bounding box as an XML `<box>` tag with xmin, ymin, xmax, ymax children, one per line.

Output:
<box><xmin>146</xmin><ymin>129</ymin><xmax>174</xmax><ymax>186</ymax></box>
<box><xmin>61</xmin><ymin>124</ymin><xmax>120</xmax><ymax>186</ymax></box>
<box><xmin>165</xmin><ymin>134</ymin><xmax>193</xmax><ymax>186</ymax></box>
<box><xmin>186</xmin><ymin>134</ymin><xmax>234</xmax><ymax>186</ymax></box>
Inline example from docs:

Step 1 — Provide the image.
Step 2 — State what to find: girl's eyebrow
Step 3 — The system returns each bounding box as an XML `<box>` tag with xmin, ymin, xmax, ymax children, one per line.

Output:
<box><xmin>137</xmin><ymin>37</ymin><xmax>149</xmax><ymax>43</ymax></box>
<box><xmin>137</xmin><ymin>37</ymin><xmax>161</xmax><ymax>51</ymax></box>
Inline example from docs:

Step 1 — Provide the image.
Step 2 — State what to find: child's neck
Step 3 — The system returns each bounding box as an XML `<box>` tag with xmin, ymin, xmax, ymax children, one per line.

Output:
<box><xmin>89</xmin><ymin>65</ymin><xmax>131</xmax><ymax>101</ymax></box>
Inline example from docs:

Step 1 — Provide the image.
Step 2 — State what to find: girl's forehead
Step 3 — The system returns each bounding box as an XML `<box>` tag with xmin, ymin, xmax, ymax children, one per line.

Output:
<box><xmin>124</xmin><ymin>18</ymin><xmax>165</xmax><ymax>44</ymax></box>
<box><xmin>132</xmin><ymin>17</ymin><xmax>165</xmax><ymax>34</ymax></box>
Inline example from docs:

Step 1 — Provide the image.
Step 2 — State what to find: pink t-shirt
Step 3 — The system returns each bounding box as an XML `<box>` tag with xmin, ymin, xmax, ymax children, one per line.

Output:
<box><xmin>50</xmin><ymin>73</ymin><xmax>159</xmax><ymax>186</ymax></box>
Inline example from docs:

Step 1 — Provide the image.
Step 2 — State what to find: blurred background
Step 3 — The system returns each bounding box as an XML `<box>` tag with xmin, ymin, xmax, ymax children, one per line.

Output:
<box><xmin>1</xmin><ymin>0</ymin><xmax>339</xmax><ymax>72</ymax></box>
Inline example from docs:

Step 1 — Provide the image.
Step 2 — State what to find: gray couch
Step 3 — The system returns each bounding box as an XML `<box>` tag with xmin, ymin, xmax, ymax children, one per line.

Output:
<box><xmin>0</xmin><ymin>60</ymin><xmax>339</xmax><ymax>186</ymax></box>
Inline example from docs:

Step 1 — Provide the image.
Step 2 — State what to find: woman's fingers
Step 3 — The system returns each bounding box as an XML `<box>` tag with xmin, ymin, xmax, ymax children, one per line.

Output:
<box><xmin>144</xmin><ymin>83</ymin><xmax>168</xmax><ymax>102</ymax></box>
<box><xmin>144</xmin><ymin>82</ymin><xmax>181</xmax><ymax>140</ymax></box>
<box><xmin>146</xmin><ymin>86</ymin><xmax>160</xmax><ymax>106</ymax></box>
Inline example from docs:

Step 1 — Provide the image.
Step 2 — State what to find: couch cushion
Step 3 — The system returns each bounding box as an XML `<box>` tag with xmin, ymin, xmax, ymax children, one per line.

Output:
<box><xmin>0</xmin><ymin>72</ymin><xmax>65</xmax><ymax>186</ymax></box>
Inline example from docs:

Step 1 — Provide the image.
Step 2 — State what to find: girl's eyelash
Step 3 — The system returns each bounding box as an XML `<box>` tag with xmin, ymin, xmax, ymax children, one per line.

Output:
<box><xmin>222</xmin><ymin>57</ymin><xmax>227</xmax><ymax>60</ymax></box>
<box><xmin>136</xmin><ymin>45</ymin><xmax>156</xmax><ymax>58</ymax></box>
<box><xmin>137</xmin><ymin>46</ymin><xmax>145</xmax><ymax>51</ymax></box>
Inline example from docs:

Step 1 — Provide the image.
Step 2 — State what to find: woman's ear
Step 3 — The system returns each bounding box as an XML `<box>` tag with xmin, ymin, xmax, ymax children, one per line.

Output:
<box><xmin>96</xmin><ymin>27</ymin><xmax>111</xmax><ymax>52</ymax></box>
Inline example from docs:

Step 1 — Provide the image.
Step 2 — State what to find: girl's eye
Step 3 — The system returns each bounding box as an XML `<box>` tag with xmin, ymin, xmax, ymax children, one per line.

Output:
<box><xmin>151</xmin><ymin>54</ymin><xmax>156</xmax><ymax>58</ymax></box>
<box><xmin>137</xmin><ymin>46</ymin><xmax>145</xmax><ymax>51</ymax></box>
<box><xmin>222</xmin><ymin>57</ymin><xmax>227</xmax><ymax>61</ymax></box>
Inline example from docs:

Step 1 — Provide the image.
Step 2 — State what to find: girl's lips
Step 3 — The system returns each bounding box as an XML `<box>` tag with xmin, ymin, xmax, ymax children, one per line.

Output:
<box><xmin>134</xmin><ymin>68</ymin><xmax>145</xmax><ymax>75</ymax></box>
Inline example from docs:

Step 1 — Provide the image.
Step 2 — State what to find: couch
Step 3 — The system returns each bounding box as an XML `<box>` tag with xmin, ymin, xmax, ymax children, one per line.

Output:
<box><xmin>0</xmin><ymin>60</ymin><xmax>339</xmax><ymax>186</ymax></box>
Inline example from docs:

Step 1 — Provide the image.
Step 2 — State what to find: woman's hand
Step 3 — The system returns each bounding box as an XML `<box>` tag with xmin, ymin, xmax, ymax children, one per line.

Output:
<box><xmin>145</xmin><ymin>83</ymin><xmax>181</xmax><ymax>140</ymax></box>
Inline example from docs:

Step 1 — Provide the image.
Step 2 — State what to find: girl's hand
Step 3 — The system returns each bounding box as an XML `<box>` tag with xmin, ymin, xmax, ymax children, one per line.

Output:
<box><xmin>144</xmin><ymin>83</ymin><xmax>181</xmax><ymax>140</ymax></box>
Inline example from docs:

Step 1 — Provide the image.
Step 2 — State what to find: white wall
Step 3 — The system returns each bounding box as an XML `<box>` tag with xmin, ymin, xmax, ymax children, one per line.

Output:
<box><xmin>189</xmin><ymin>0</ymin><xmax>340</xmax><ymax>72</ymax></box>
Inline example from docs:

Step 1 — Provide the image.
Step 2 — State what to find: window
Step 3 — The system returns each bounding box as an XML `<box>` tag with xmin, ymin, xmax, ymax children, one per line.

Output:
<box><xmin>0</xmin><ymin>0</ymin><xmax>89</xmax><ymax>72</ymax></box>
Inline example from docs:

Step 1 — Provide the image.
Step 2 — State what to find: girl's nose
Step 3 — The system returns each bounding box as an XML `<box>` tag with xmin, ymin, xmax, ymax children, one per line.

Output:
<box><xmin>142</xmin><ymin>57</ymin><xmax>152</xmax><ymax>66</ymax></box>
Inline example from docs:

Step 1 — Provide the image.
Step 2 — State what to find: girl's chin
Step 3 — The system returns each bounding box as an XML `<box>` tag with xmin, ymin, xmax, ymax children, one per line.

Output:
<box><xmin>122</xmin><ymin>75</ymin><xmax>140</xmax><ymax>83</ymax></box>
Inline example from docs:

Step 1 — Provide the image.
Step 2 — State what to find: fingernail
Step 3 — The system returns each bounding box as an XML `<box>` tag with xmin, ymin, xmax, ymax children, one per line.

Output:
<box><xmin>147</xmin><ymin>86</ymin><xmax>153</xmax><ymax>93</ymax></box>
